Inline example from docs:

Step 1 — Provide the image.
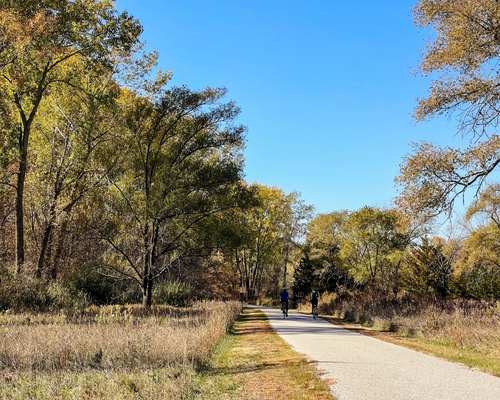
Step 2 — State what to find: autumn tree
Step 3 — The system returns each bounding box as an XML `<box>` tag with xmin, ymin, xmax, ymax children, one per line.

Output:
<box><xmin>455</xmin><ymin>186</ymin><xmax>500</xmax><ymax>298</ymax></box>
<box><xmin>101</xmin><ymin>78</ymin><xmax>247</xmax><ymax>308</ymax></box>
<box><xmin>231</xmin><ymin>186</ymin><xmax>286</xmax><ymax>301</ymax></box>
<box><xmin>466</xmin><ymin>183</ymin><xmax>500</xmax><ymax>228</ymax></box>
<box><xmin>0</xmin><ymin>0</ymin><xmax>141</xmax><ymax>271</ymax></box>
<box><xmin>340</xmin><ymin>207</ymin><xmax>410</xmax><ymax>292</ymax></box>
<box><xmin>397</xmin><ymin>0</ymin><xmax>500</xmax><ymax>218</ymax></box>
<box><xmin>306</xmin><ymin>212</ymin><xmax>350</xmax><ymax>291</ymax></box>
<box><xmin>28</xmin><ymin>62</ymin><xmax>119</xmax><ymax>278</ymax></box>
<box><xmin>224</xmin><ymin>185</ymin><xmax>309</xmax><ymax>301</ymax></box>
<box><xmin>454</xmin><ymin>224</ymin><xmax>500</xmax><ymax>299</ymax></box>
<box><xmin>279</xmin><ymin>192</ymin><xmax>312</xmax><ymax>288</ymax></box>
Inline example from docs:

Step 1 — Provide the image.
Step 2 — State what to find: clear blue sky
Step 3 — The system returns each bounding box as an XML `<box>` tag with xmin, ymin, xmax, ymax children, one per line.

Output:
<box><xmin>116</xmin><ymin>0</ymin><xmax>461</xmax><ymax>214</ymax></box>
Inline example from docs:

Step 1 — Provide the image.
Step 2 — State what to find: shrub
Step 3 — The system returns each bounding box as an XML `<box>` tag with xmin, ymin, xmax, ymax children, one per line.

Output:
<box><xmin>388</xmin><ymin>321</ymin><xmax>399</xmax><ymax>332</ymax></box>
<box><xmin>0</xmin><ymin>276</ymin><xmax>50</xmax><ymax>312</ymax></box>
<box><xmin>70</xmin><ymin>267</ymin><xmax>140</xmax><ymax>305</ymax></box>
<box><xmin>317</xmin><ymin>292</ymin><xmax>335</xmax><ymax>314</ymax></box>
<box><xmin>359</xmin><ymin>313</ymin><xmax>373</xmax><ymax>326</ymax></box>
<box><xmin>0</xmin><ymin>274</ymin><xmax>88</xmax><ymax>312</ymax></box>
<box><xmin>256</xmin><ymin>297</ymin><xmax>280</xmax><ymax>307</ymax></box>
<box><xmin>47</xmin><ymin>282</ymin><xmax>89</xmax><ymax>310</ymax></box>
<box><xmin>153</xmin><ymin>281</ymin><xmax>193</xmax><ymax>307</ymax></box>
<box><xmin>457</xmin><ymin>264</ymin><xmax>500</xmax><ymax>300</ymax></box>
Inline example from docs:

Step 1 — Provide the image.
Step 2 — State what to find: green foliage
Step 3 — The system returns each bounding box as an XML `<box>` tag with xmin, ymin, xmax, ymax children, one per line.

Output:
<box><xmin>0</xmin><ymin>274</ymin><xmax>88</xmax><ymax>312</ymax></box>
<box><xmin>301</xmin><ymin>204</ymin><xmax>499</xmax><ymax>302</ymax></box>
<box><xmin>101</xmin><ymin>81</ymin><xmax>249</xmax><ymax>307</ymax></box>
<box><xmin>307</xmin><ymin>212</ymin><xmax>347</xmax><ymax>262</ymax></box>
<box><xmin>403</xmin><ymin>238</ymin><xmax>452</xmax><ymax>298</ymax></box>
<box><xmin>292</xmin><ymin>255</ymin><xmax>318</xmax><ymax>304</ymax></box>
<box><xmin>454</xmin><ymin>224</ymin><xmax>500</xmax><ymax>300</ymax></box>
<box><xmin>308</xmin><ymin>207</ymin><xmax>410</xmax><ymax>292</ymax></box>
<box><xmin>153</xmin><ymin>281</ymin><xmax>193</xmax><ymax>307</ymax></box>
<box><xmin>70</xmin><ymin>267</ymin><xmax>140</xmax><ymax>305</ymax></box>
<box><xmin>457</xmin><ymin>264</ymin><xmax>500</xmax><ymax>300</ymax></box>
<box><xmin>341</xmin><ymin>207</ymin><xmax>409</xmax><ymax>287</ymax></box>
<box><xmin>305</xmin><ymin>211</ymin><xmax>352</xmax><ymax>292</ymax></box>
<box><xmin>47</xmin><ymin>281</ymin><xmax>89</xmax><ymax>310</ymax></box>
<box><xmin>209</xmin><ymin>184</ymin><xmax>310</xmax><ymax>301</ymax></box>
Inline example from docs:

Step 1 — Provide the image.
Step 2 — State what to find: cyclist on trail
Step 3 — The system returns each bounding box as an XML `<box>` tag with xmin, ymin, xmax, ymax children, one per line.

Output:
<box><xmin>280</xmin><ymin>288</ymin><xmax>289</xmax><ymax>318</ymax></box>
<box><xmin>311</xmin><ymin>289</ymin><xmax>319</xmax><ymax>318</ymax></box>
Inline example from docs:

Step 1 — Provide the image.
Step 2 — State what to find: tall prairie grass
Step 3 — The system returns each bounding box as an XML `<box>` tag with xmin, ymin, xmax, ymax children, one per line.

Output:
<box><xmin>299</xmin><ymin>290</ymin><xmax>500</xmax><ymax>356</ymax></box>
<box><xmin>0</xmin><ymin>301</ymin><xmax>241</xmax><ymax>399</ymax></box>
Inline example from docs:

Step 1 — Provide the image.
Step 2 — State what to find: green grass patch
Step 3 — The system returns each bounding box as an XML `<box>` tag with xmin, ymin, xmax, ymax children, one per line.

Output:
<box><xmin>387</xmin><ymin>337</ymin><xmax>500</xmax><ymax>377</ymax></box>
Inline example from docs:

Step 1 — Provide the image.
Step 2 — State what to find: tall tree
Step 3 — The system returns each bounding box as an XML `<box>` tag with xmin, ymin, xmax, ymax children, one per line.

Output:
<box><xmin>340</xmin><ymin>207</ymin><xmax>410</xmax><ymax>292</ymax></box>
<box><xmin>454</xmin><ymin>224</ymin><xmax>500</xmax><ymax>299</ymax></box>
<box><xmin>101</xmin><ymin>80</ymin><xmax>247</xmax><ymax>308</ymax></box>
<box><xmin>279</xmin><ymin>192</ymin><xmax>312</xmax><ymax>288</ymax></box>
<box><xmin>0</xmin><ymin>0</ymin><xmax>141</xmax><ymax>271</ymax></box>
<box><xmin>28</xmin><ymin>61</ymin><xmax>119</xmax><ymax>278</ymax></box>
<box><xmin>291</xmin><ymin>254</ymin><xmax>318</xmax><ymax>304</ymax></box>
<box><xmin>397</xmin><ymin>0</ymin><xmax>500</xmax><ymax>218</ymax></box>
<box><xmin>306</xmin><ymin>212</ymin><xmax>350</xmax><ymax>291</ymax></box>
<box><xmin>403</xmin><ymin>238</ymin><xmax>452</xmax><ymax>298</ymax></box>
<box><xmin>229</xmin><ymin>185</ymin><xmax>308</xmax><ymax>300</ymax></box>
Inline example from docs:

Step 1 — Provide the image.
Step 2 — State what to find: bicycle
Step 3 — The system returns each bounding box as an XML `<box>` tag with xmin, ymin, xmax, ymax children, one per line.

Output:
<box><xmin>312</xmin><ymin>304</ymin><xmax>318</xmax><ymax>320</ymax></box>
<box><xmin>281</xmin><ymin>301</ymin><xmax>289</xmax><ymax>318</ymax></box>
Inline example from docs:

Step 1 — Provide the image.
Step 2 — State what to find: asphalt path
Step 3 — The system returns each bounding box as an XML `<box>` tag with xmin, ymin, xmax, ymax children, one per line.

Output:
<box><xmin>260</xmin><ymin>307</ymin><xmax>500</xmax><ymax>400</ymax></box>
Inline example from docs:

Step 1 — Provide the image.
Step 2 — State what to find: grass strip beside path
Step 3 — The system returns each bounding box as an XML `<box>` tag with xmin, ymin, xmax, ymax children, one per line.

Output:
<box><xmin>195</xmin><ymin>308</ymin><xmax>334</xmax><ymax>400</ymax></box>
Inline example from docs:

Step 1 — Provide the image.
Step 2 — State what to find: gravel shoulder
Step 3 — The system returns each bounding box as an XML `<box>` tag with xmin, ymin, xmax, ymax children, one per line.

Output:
<box><xmin>260</xmin><ymin>307</ymin><xmax>500</xmax><ymax>400</ymax></box>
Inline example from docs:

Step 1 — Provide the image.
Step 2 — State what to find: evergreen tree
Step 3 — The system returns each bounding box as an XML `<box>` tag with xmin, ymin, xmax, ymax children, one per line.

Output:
<box><xmin>292</xmin><ymin>254</ymin><xmax>317</xmax><ymax>305</ymax></box>
<box><xmin>403</xmin><ymin>239</ymin><xmax>452</xmax><ymax>298</ymax></box>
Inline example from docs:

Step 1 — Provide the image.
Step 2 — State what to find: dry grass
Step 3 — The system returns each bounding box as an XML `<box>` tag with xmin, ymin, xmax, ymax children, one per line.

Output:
<box><xmin>0</xmin><ymin>367</ymin><xmax>194</xmax><ymax>400</ymax></box>
<box><xmin>0</xmin><ymin>302</ymin><xmax>240</xmax><ymax>371</ymax></box>
<box><xmin>0</xmin><ymin>301</ymin><xmax>241</xmax><ymax>399</ymax></box>
<box><xmin>393</xmin><ymin>304</ymin><xmax>499</xmax><ymax>350</ymax></box>
<box><xmin>299</xmin><ymin>292</ymin><xmax>500</xmax><ymax>375</ymax></box>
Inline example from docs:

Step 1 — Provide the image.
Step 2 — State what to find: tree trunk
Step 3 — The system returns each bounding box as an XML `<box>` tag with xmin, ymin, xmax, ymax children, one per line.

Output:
<box><xmin>36</xmin><ymin>223</ymin><xmax>53</xmax><ymax>278</ymax></box>
<box><xmin>283</xmin><ymin>243</ymin><xmax>290</xmax><ymax>288</ymax></box>
<box><xmin>13</xmin><ymin>69</ymin><xmax>48</xmax><ymax>274</ymax></box>
<box><xmin>142</xmin><ymin>277</ymin><xmax>153</xmax><ymax>309</ymax></box>
<box><xmin>142</xmin><ymin>221</ymin><xmax>154</xmax><ymax>310</ymax></box>
<box><xmin>37</xmin><ymin>199</ymin><xmax>57</xmax><ymax>277</ymax></box>
<box><xmin>15</xmin><ymin>152</ymin><xmax>27</xmax><ymax>273</ymax></box>
<box><xmin>51</xmin><ymin>217</ymin><xmax>68</xmax><ymax>279</ymax></box>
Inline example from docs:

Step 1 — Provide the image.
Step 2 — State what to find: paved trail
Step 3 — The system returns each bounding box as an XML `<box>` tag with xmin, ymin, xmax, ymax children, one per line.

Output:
<box><xmin>260</xmin><ymin>307</ymin><xmax>500</xmax><ymax>400</ymax></box>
